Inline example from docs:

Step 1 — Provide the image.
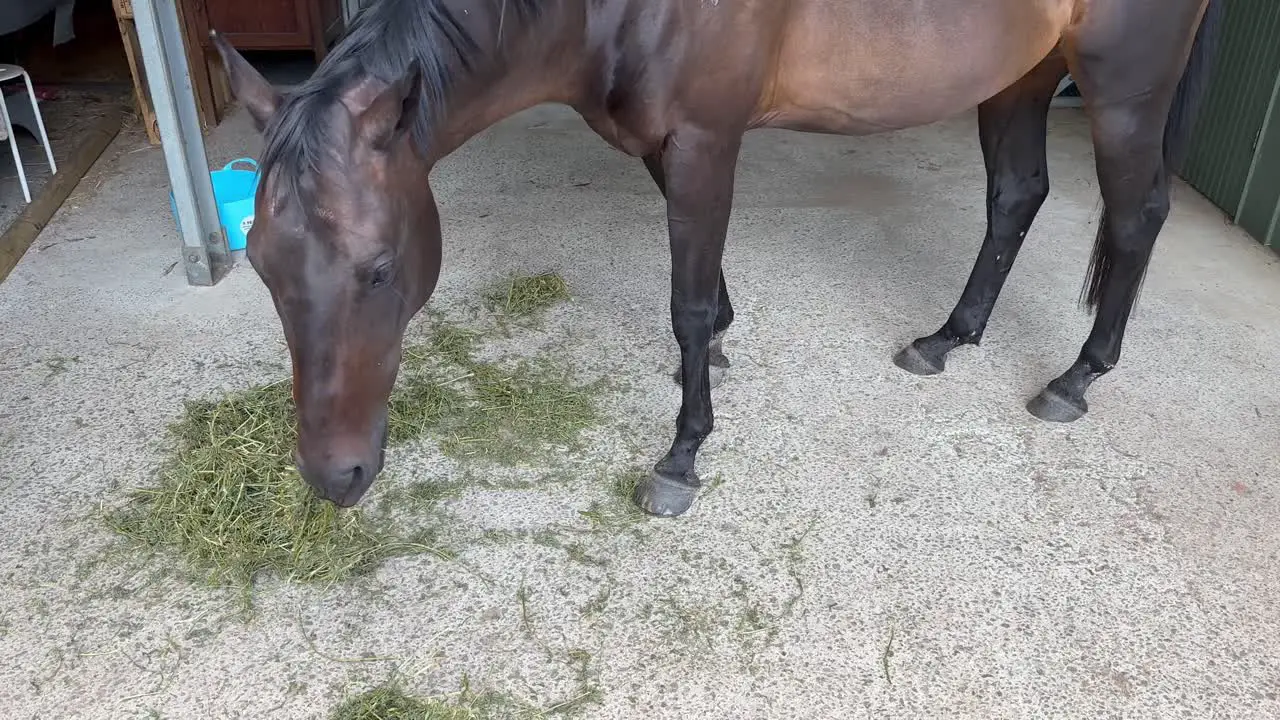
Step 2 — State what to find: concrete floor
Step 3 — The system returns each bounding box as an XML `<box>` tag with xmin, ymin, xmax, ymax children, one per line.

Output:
<box><xmin>1</xmin><ymin>101</ymin><xmax>1279</xmax><ymax>719</ymax></box>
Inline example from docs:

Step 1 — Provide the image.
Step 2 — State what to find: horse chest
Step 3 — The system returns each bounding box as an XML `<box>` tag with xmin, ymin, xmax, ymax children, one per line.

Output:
<box><xmin>575</xmin><ymin>80</ymin><xmax>671</xmax><ymax>157</ymax></box>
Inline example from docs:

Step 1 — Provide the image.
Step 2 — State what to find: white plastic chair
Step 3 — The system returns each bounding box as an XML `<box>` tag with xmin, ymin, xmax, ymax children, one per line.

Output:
<box><xmin>0</xmin><ymin>64</ymin><xmax>58</xmax><ymax>204</ymax></box>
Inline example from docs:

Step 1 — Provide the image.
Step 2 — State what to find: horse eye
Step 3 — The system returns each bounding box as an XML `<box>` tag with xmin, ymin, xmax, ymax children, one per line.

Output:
<box><xmin>370</xmin><ymin>262</ymin><xmax>394</xmax><ymax>288</ymax></box>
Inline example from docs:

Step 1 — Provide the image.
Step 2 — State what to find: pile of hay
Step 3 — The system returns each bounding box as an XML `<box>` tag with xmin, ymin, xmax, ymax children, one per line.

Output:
<box><xmin>484</xmin><ymin>272</ymin><xmax>571</xmax><ymax>319</ymax></box>
<box><xmin>106</xmin><ymin>273</ymin><xmax>597</xmax><ymax>592</ymax></box>
<box><xmin>106</xmin><ymin>380</ymin><xmax>436</xmax><ymax>590</ymax></box>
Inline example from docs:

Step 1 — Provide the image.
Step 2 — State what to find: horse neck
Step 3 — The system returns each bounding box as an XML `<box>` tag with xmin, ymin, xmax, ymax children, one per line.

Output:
<box><xmin>423</xmin><ymin>0</ymin><xmax>586</xmax><ymax>163</ymax></box>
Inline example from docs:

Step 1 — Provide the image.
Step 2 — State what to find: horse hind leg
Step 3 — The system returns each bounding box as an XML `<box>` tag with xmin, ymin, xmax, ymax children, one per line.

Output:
<box><xmin>644</xmin><ymin>153</ymin><xmax>735</xmax><ymax>389</ymax></box>
<box><xmin>1026</xmin><ymin>0</ymin><xmax>1217</xmax><ymax>422</ymax></box>
<box><xmin>895</xmin><ymin>54</ymin><xmax>1068</xmax><ymax>376</ymax></box>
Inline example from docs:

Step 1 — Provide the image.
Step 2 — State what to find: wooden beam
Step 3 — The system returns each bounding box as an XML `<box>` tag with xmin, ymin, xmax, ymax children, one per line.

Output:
<box><xmin>0</xmin><ymin>107</ymin><xmax>123</xmax><ymax>285</ymax></box>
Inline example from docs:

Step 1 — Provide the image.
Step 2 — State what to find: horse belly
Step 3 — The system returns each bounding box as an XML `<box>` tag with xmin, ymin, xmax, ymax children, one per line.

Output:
<box><xmin>762</xmin><ymin>0</ymin><xmax>1075</xmax><ymax>133</ymax></box>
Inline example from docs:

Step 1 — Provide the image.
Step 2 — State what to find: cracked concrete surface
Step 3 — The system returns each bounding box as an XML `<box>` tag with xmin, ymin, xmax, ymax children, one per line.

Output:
<box><xmin>1</xmin><ymin>102</ymin><xmax>1279</xmax><ymax>719</ymax></box>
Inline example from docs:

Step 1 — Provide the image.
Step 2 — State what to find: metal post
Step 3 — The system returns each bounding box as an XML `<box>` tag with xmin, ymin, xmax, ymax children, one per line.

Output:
<box><xmin>1257</xmin><ymin>67</ymin><xmax>1280</xmax><ymax>250</ymax></box>
<box><xmin>1236</xmin><ymin>63</ymin><xmax>1280</xmax><ymax>225</ymax></box>
<box><xmin>132</xmin><ymin>0</ymin><xmax>231</xmax><ymax>286</ymax></box>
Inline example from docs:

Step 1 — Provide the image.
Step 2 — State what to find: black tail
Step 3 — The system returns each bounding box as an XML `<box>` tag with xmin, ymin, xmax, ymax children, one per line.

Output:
<box><xmin>1080</xmin><ymin>0</ymin><xmax>1225</xmax><ymax>311</ymax></box>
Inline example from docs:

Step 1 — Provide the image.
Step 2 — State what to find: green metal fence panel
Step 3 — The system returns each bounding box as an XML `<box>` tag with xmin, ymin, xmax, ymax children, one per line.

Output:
<box><xmin>1181</xmin><ymin>0</ymin><xmax>1280</xmax><ymax>218</ymax></box>
<box><xmin>1235</xmin><ymin>67</ymin><xmax>1280</xmax><ymax>248</ymax></box>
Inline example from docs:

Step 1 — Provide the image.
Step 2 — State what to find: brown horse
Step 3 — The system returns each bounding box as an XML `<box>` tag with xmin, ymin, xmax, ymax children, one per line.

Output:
<box><xmin>211</xmin><ymin>0</ymin><xmax>1222</xmax><ymax>516</ymax></box>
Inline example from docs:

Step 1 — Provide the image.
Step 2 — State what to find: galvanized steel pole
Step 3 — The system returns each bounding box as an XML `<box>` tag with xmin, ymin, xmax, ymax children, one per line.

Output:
<box><xmin>131</xmin><ymin>0</ymin><xmax>231</xmax><ymax>286</ymax></box>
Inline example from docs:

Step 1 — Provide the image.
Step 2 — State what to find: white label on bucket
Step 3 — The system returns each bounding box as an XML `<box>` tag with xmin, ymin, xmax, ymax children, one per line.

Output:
<box><xmin>240</xmin><ymin>215</ymin><xmax>255</xmax><ymax>236</ymax></box>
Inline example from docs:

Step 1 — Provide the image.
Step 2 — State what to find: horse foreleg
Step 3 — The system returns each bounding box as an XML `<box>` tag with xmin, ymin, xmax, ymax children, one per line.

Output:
<box><xmin>894</xmin><ymin>54</ymin><xmax>1066</xmax><ymax>376</ymax></box>
<box><xmin>633</xmin><ymin>132</ymin><xmax>742</xmax><ymax>518</ymax></box>
<box><xmin>643</xmin><ymin>153</ymin><xmax>735</xmax><ymax>389</ymax></box>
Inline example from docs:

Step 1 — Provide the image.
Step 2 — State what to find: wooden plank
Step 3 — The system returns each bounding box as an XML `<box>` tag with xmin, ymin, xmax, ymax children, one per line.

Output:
<box><xmin>187</xmin><ymin>1</ymin><xmax>235</xmax><ymax>113</ymax></box>
<box><xmin>116</xmin><ymin>16</ymin><xmax>162</xmax><ymax>144</ymax></box>
<box><xmin>0</xmin><ymin>109</ymin><xmax>123</xmax><ymax>285</ymax></box>
<box><xmin>115</xmin><ymin>0</ymin><xmax>231</xmax><ymax>145</ymax></box>
<box><xmin>178</xmin><ymin>0</ymin><xmax>230</xmax><ymax>130</ymax></box>
<box><xmin>208</xmin><ymin>48</ymin><xmax>233</xmax><ymax>114</ymax></box>
<box><xmin>181</xmin><ymin>17</ymin><xmax>217</xmax><ymax>130</ymax></box>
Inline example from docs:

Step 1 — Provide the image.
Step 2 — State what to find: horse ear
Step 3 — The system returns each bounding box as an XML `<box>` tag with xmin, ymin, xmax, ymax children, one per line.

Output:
<box><xmin>356</xmin><ymin>60</ymin><xmax>423</xmax><ymax>151</ymax></box>
<box><xmin>210</xmin><ymin>30</ymin><xmax>282</xmax><ymax>132</ymax></box>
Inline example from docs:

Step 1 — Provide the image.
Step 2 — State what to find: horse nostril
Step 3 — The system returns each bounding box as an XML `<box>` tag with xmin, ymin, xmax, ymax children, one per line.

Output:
<box><xmin>349</xmin><ymin>465</ymin><xmax>364</xmax><ymax>485</ymax></box>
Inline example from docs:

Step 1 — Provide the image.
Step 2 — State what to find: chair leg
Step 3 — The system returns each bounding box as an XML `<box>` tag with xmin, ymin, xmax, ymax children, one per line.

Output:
<box><xmin>21</xmin><ymin>70</ymin><xmax>56</xmax><ymax>175</ymax></box>
<box><xmin>0</xmin><ymin>95</ymin><xmax>30</xmax><ymax>204</ymax></box>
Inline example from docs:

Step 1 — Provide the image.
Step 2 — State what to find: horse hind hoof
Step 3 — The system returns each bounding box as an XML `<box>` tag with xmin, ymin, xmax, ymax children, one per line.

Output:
<box><xmin>893</xmin><ymin>343</ymin><xmax>944</xmax><ymax>376</ymax></box>
<box><xmin>633</xmin><ymin>470</ymin><xmax>700</xmax><ymax>518</ymax></box>
<box><xmin>1026</xmin><ymin>388</ymin><xmax>1088</xmax><ymax>423</ymax></box>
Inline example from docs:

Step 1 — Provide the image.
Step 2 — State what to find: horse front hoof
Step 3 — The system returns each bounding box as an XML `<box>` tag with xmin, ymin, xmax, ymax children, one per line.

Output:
<box><xmin>633</xmin><ymin>469</ymin><xmax>700</xmax><ymax>518</ymax></box>
<box><xmin>1026</xmin><ymin>387</ymin><xmax>1088</xmax><ymax>423</ymax></box>
<box><xmin>893</xmin><ymin>342</ymin><xmax>944</xmax><ymax>376</ymax></box>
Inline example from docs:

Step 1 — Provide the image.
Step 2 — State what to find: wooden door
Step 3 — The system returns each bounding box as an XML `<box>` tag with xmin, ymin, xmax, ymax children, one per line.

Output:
<box><xmin>194</xmin><ymin>0</ymin><xmax>312</xmax><ymax>51</ymax></box>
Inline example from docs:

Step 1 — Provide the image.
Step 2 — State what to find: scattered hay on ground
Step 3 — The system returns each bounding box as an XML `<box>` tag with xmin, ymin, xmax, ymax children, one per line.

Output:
<box><xmin>328</xmin><ymin>680</ymin><xmax>542</xmax><ymax>720</ymax></box>
<box><xmin>105</xmin><ymin>272</ymin><xmax>599</xmax><ymax>595</ymax></box>
<box><xmin>329</xmin><ymin>660</ymin><xmax>600</xmax><ymax>720</ymax></box>
<box><xmin>396</xmin><ymin>316</ymin><xmax>601</xmax><ymax>466</ymax></box>
<box><xmin>578</xmin><ymin>469</ymin><xmax>649</xmax><ymax>530</ymax></box>
<box><xmin>104</xmin><ymin>380</ymin><xmax>441</xmax><ymax>595</ymax></box>
<box><xmin>484</xmin><ymin>272</ymin><xmax>570</xmax><ymax>320</ymax></box>
<box><xmin>426</xmin><ymin>322</ymin><xmax>483</xmax><ymax>368</ymax></box>
<box><xmin>328</xmin><ymin>684</ymin><xmax>478</xmax><ymax>720</ymax></box>
<box><xmin>439</xmin><ymin>358</ymin><xmax>600</xmax><ymax>466</ymax></box>
<box><xmin>387</xmin><ymin>364</ymin><xmax>468</xmax><ymax>445</ymax></box>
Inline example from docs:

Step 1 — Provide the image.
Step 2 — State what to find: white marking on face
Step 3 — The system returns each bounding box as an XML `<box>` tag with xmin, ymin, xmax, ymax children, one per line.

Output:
<box><xmin>313</xmin><ymin>206</ymin><xmax>338</xmax><ymax>224</ymax></box>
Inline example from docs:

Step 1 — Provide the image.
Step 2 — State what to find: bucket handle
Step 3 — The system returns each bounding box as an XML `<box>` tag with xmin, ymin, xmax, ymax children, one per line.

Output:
<box><xmin>221</xmin><ymin>157</ymin><xmax>259</xmax><ymax>172</ymax></box>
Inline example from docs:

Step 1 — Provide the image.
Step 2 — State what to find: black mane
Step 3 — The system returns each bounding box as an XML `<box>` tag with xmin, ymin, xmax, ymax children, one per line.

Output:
<box><xmin>259</xmin><ymin>0</ymin><xmax>544</xmax><ymax>200</ymax></box>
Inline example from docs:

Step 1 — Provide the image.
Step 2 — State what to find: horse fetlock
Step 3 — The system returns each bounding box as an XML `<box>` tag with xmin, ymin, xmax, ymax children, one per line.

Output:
<box><xmin>1027</xmin><ymin>361</ymin><xmax>1102</xmax><ymax>423</ymax></box>
<box><xmin>1026</xmin><ymin>384</ymin><xmax>1088</xmax><ymax>423</ymax></box>
<box><xmin>893</xmin><ymin>332</ymin><xmax>959</xmax><ymax>376</ymax></box>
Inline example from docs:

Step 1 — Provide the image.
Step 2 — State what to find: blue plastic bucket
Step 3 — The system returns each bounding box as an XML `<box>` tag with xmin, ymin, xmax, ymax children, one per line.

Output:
<box><xmin>169</xmin><ymin>157</ymin><xmax>260</xmax><ymax>252</ymax></box>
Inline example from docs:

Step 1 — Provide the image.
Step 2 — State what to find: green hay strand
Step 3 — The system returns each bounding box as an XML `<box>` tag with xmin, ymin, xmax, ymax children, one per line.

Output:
<box><xmin>439</xmin><ymin>359</ymin><xmax>599</xmax><ymax>465</ymax></box>
<box><xmin>330</xmin><ymin>668</ymin><xmax>597</xmax><ymax>720</ymax></box>
<box><xmin>329</xmin><ymin>685</ymin><xmax>477</xmax><ymax>720</ymax></box>
<box><xmin>399</xmin><ymin>313</ymin><xmax>600</xmax><ymax>465</ymax></box>
<box><xmin>484</xmin><ymin>272</ymin><xmax>570</xmax><ymax>319</ymax></box>
<box><xmin>578</xmin><ymin>470</ymin><xmax>649</xmax><ymax>530</ymax></box>
<box><xmin>329</xmin><ymin>681</ymin><xmax>541</xmax><ymax>720</ymax></box>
